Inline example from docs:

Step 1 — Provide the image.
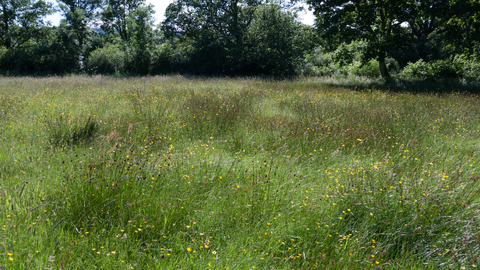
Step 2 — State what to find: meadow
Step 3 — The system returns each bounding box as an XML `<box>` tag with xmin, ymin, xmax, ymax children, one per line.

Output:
<box><xmin>0</xmin><ymin>75</ymin><xmax>479</xmax><ymax>269</ymax></box>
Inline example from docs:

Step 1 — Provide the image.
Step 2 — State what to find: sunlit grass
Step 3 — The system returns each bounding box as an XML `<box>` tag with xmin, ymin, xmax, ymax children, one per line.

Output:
<box><xmin>0</xmin><ymin>75</ymin><xmax>479</xmax><ymax>269</ymax></box>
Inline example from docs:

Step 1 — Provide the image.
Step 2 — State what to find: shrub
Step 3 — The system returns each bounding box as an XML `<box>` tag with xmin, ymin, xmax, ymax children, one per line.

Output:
<box><xmin>301</xmin><ymin>41</ymin><xmax>400</xmax><ymax>78</ymax></box>
<box><xmin>458</xmin><ymin>55</ymin><xmax>480</xmax><ymax>82</ymax></box>
<box><xmin>85</xmin><ymin>43</ymin><xmax>126</xmax><ymax>74</ymax></box>
<box><xmin>0</xmin><ymin>42</ymin><xmax>39</xmax><ymax>72</ymax></box>
<box><xmin>0</xmin><ymin>46</ymin><xmax>7</xmax><ymax>68</ymax></box>
<box><xmin>0</xmin><ymin>30</ymin><xmax>80</xmax><ymax>74</ymax></box>
<box><xmin>151</xmin><ymin>42</ymin><xmax>173</xmax><ymax>75</ymax></box>
<box><xmin>431</xmin><ymin>57</ymin><xmax>463</xmax><ymax>78</ymax></box>
<box><xmin>400</xmin><ymin>55</ymin><xmax>479</xmax><ymax>81</ymax></box>
<box><xmin>301</xmin><ymin>47</ymin><xmax>338</xmax><ymax>76</ymax></box>
<box><xmin>349</xmin><ymin>59</ymin><xmax>381</xmax><ymax>77</ymax></box>
<box><xmin>401</xmin><ymin>59</ymin><xmax>433</xmax><ymax>78</ymax></box>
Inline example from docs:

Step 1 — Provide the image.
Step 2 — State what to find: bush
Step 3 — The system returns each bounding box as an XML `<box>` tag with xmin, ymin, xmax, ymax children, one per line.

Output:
<box><xmin>458</xmin><ymin>55</ymin><xmax>480</xmax><ymax>82</ymax></box>
<box><xmin>0</xmin><ymin>46</ymin><xmax>7</xmax><ymax>67</ymax></box>
<box><xmin>124</xmin><ymin>45</ymin><xmax>152</xmax><ymax>75</ymax></box>
<box><xmin>0</xmin><ymin>42</ymin><xmax>39</xmax><ymax>72</ymax></box>
<box><xmin>400</xmin><ymin>55</ymin><xmax>479</xmax><ymax>81</ymax></box>
<box><xmin>151</xmin><ymin>42</ymin><xmax>173</xmax><ymax>75</ymax></box>
<box><xmin>348</xmin><ymin>59</ymin><xmax>381</xmax><ymax>77</ymax></box>
<box><xmin>85</xmin><ymin>43</ymin><xmax>126</xmax><ymax>74</ymax></box>
<box><xmin>301</xmin><ymin>46</ymin><xmax>338</xmax><ymax>76</ymax></box>
<box><xmin>431</xmin><ymin>57</ymin><xmax>463</xmax><ymax>78</ymax></box>
<box><xmin>0</xmin><ymin>28</ymin><xmax>81</xmax><ymax>74</ymax></box>
<box><xmin>301</xmin><ymin>41</ymin><xmax>399</xmax><ymax>78</ymax></box>
<box><xmin>401</xmin><ymin>59</ymin><xmax>433</xmax><ymax>78</ymax></box>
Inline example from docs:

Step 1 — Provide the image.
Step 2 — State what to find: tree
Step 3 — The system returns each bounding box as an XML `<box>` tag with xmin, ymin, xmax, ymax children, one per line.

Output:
<box><xmin>0</xmin><ymin>0</ymin><xmax>53</xmax><ymax>49</ymax></box>
<box><xmin>162</xmin><ymin>0</ymin><xmax>261</xmax><ymax>44</ymax></box>
<box><xmin>161</xmin><ymin>0</ymin><xmax>262</xmax><ymax>74</ymax></box>
<box><xmin>0</xmin><ymin>25</ymin><xmax>85</xmax><ymax>73</ymax></box>
<box><xmin>307</xmin><ymin>0</ymin><xmax>409</xmax><ymax>77</ymax></box>
<box><xmin>245</xmin><ymin>4</ymin><xmax>311</xmax><ymax>76</ymax></box>
<box><xmin>101</xmin><ymin>0</ymin><xmax>145</xmax><ymax>42</ymax></box>
<box><xmin>125</xmin><ymin>4</ymin><xmax>155</xmax><ymax>74</ymax></box>
<box><xmin>391</xmin><ymin>0</ymin><xmax>479</xmax><ymax>63</ymax></box>
<box><xmin>427</xmin><ymin>0</ymin><xmax>479</xmax><ymax>57</ymax></box>
<box><xmin>57</xmin><ymin>0</ymin><xmax>102</xmax><ymax>47</ymax></box>
<box><xmin>307</xmin><ymin>0</ymin><xmax>480</xmax><ymax>77</ymax></box>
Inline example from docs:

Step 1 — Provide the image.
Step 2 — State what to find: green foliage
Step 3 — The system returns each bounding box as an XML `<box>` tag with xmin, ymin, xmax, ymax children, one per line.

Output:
<box><xmin>162</xmin><ymin>0</ymin><xmax>260</xmax><ymax>43</ymax></box>
<box><xmin>0</xmin><ymin>38</ymin><xmax>75</xmax><ymax>73</ymax></box>
<box><xmin>348</xmin><ymin>58</ymin><xmax>399</xmax><ymax>77</ymax></box>
<box><xmin>348</xmin><ymin>59</ymin><xmax>381</xmax><ymax>77</ymax></box>
<box><xmin>307</xmin><ymin>0</ymin><xmax>480</xmax><ymax>78</ymax></box>
<box><xmin>307</xmin><ymin>0</ymin><xmax>406</xmax><ymax>77</ymax></box>
<box><xmin>333</xmin><ymin>41</ymin><xmax>366</xmax><ymax>67</ymax></box>
<box><xmin>87</xmin><ymin>2</ymin><xmax>156</xmax><ymax>75</ymax></box>
<box><xmin>101</xmin><ymin>0</ymin><xmax>146</xmax><ymax>41</ymax></box>
<box><xmin>56</xmin><ymin>0</ymin><xmax>103</xmax><ymax>68</ymax></box>
<box><xmin>0</xmin><ymin>26</ymin><xmax>96</xmax><ymax>74</ymax></box>
<box><xmin>410</xmin><ymin>0</ymin><xmax>480</xmax><ymax>60</ymax></box>
<box><xmin>161</xmin><ymin>1</ymin><xmax>314</xmax><ymax>76</ymax></box>
<box><xmin>0</xmin><ymin>0</ymin><xmax>53</xmax><ymax>49</ymax></box>
<box><xmin>244</xmin><ymin>4</ymin><xmax>305</xmax><ymax>76</ymax></box>
<box><xmin>301</xmin><ymin>41</ymin><xmax>399</xmax><ymax>77</ymax></box>
<box><xmin>463</xmin><ymin>57</ymin><xmax>480</xmax><ymax>82</ymax></box>
<box><xmin>401</xmin><ymin>55</ymin><xmax>480</xmax><ymax>82</ymax></box>
<box><xmin>401</xmin><ymin>59</ymin><xmax>433</xmax><ymax>79</ymax></box>
<box><xmin>151</xmin><ymin>42</ymin><xmax>173</xmax><ymax>75</ymax></box>
<box><xmin>0</xmin><ymin>0</ymin><xmax>478</xmax><ymax>78</ymax></box>
<box><xmin>124</xmin><ymin>5</ymin><xmax>156</xmax><ymax>75</ymax></box>
<box><xmin>0</xmin><ymin>46</ymin><xmax>6</xmax><ymax>60</ymax></box>
<box><xmin>162</xmin><ymin>0</ymin><xmax>257</xmax><ymax>74</ymax></box>
<box><xmin>57</xmin><ymin>0</ymin><xmax>102</xmax><ymax>45</ymax></box>
<box><xmin>85</xmin><ymin>43</ymin><xmax>126</xmax><ymax>74</ymax></box>
<box><xmin>431</xmin><ymin>58</ymin><xmax>464</xmax><ymax>79</ymax></box>
<box><xmin>301</xmin><ymin>46</ymin><xmax>337</xmax><ymax>76</ymax></box>
<box><xmin>0</xmin><ymin>41</ymin><xmax>36</xmax><ymax>72</ymax></box>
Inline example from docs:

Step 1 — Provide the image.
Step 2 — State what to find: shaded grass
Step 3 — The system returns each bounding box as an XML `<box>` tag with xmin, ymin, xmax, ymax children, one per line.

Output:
<box><xmin>315</xmin><ymin>75</ymin><xmax>480</xmax><ymax>94</ymax></box>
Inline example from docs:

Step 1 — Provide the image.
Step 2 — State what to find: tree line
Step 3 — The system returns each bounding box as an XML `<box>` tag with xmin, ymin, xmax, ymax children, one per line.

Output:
<box><xmin>0</xmin><ymin>0</ymin><xmax>479</xmax><ymax>79</ymax></box>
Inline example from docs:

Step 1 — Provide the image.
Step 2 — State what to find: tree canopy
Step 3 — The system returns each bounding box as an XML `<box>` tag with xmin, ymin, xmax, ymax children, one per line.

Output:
<box><xmin>0</xmin><ymin>0</ymin><xmax>478</xmax><ymax>79</ymax></box>
<box><xmin>161</xmin><ymin>0</ymin><xmax>261</xmax><ymax>74</ymax></box>
<box><xmin>307</xmin><ymin>0</ymin><xmax>480</xmax><ymax>77</ymax></box>
<box><xmin>101</xmin><ymin>0</ymin><xmax>145</xmax><ymax>41</ymax></box>
<box><xmin>0</xmin><ymin>0</ymin><xmax>53</xmax><ymax>49</ymax></box>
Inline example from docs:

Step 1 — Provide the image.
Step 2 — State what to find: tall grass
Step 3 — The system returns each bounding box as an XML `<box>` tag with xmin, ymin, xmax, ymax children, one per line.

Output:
<box><xmin>44</xmin><ymin>115</ymin><xmax>99</xmax><ymax>146</ymax></box>
<box><xmin>0</xmin><ymin>76</ymin><xmax>479</xmax><ymax>269</ymax></box>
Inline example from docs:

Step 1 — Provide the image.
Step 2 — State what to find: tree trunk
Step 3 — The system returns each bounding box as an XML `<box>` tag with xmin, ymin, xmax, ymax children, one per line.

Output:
<box><xmin>378</xmin><ymin>45</ymin><xmax>390</xmax><ymax>78</ymax></box>
<box><xmin>379</xmin><ymin>59</ymin><xmax>390</xmax><ymax>78</ymax></box>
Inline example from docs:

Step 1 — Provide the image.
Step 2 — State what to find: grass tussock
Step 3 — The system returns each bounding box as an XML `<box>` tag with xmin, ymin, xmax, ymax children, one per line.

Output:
<box><xmin>45</xmin><ymin>114</ymin><xmax>99</xmax><ymax>146</ymax></box>
<box><xmin>0</xmin><ymin>76</ymin><xmax>479</xmax><ymax>269</ymax></box>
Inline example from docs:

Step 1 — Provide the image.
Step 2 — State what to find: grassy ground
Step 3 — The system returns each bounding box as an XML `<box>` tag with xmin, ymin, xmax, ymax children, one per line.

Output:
<box><xmin>1</xmin><ymin>75</ymin><xmax>479</xmax><ymax>269</ymax></box>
